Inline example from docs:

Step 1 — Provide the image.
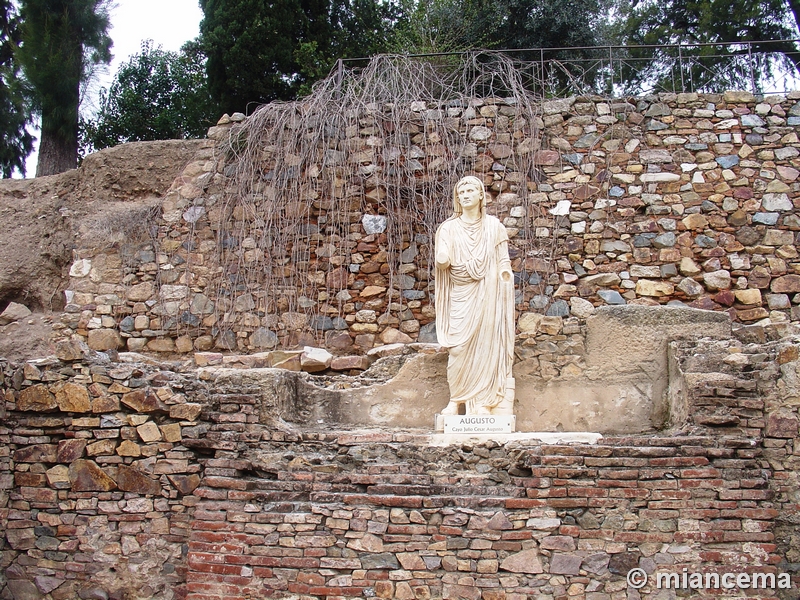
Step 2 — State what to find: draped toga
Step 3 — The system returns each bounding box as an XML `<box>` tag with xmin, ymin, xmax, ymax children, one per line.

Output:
<box><xmin>435</xmin><ymin>214</ymin><xmax>515</xmax><ymax>413</ymax></box>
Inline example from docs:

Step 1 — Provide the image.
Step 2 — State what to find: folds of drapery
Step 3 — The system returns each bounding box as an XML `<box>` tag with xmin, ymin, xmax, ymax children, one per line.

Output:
<box><xmin>435</xmin><ymin>215</ymin><xmax>514</xmax><ymax>412</ymax></box>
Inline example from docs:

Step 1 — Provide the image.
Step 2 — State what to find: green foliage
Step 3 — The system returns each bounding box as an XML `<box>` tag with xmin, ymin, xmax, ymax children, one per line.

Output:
<box><xmin>17</xmin><ymin>0</ymin><xmax>112</xmax><ymax>175</ymax></box>
<box><xmin>199</xmin><ymin>0</ymin><xmax>400</xmax><ymax>113</ymax></box>
<box><xmin>391</xmin><ymin>0</ymin><xmax>609</xmax><ymax>54</ymax></box>
<box><xmin>389</xmin><ymin>0</ymin><xmax>500</xmax><ymax>54</ymax></box>
<box><xmin>0</xmin><ymin>0</ymin><xmax>33</xmax><ymax>177</ymax></box>
<box><xmin>613</xmin><ymin>0</ymin><xmax>800</xmax><ymax>93</ymax></box>
<box><xmin>82</xmin><ymin>40</ymin><xmax>218</xmax><ymax>152</ymax></box>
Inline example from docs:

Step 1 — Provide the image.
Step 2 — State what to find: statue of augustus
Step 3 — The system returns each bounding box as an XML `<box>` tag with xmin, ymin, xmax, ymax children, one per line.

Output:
<box><xmin>434</xmin><ymin>175</ymin><xmax>515</xmax><ymax>416</ymax></box>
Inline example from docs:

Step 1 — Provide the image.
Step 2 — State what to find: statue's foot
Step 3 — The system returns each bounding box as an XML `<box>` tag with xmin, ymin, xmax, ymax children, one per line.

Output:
<box><xmin>473</xmin><ymin>406</ymin><xmax>492</xmax><ymax>415</ymax></box>
<box><xmin>440</xmin><ymin>402</ymin><xmax>459</xmax><ymax>415</ymax></box>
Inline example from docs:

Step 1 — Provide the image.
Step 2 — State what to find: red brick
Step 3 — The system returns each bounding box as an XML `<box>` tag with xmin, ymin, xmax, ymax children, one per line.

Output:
<box><xmin>614</xmin><ymin>532</ymin><xmax>673</xmax><ymax>543</ymax></box>
<box><xmin>679</xmin><ymin>478</ymin><xmax>725</xmax><ymax>489</ymax></box>
<box><xmin>722</xmin><ymin>532</ymin><xmax>775</xmax><ymax>542</ymax></box>
<box><xmin>500</xmin><ymin>530</ymin><xmax>532</xmax><ymax>540</ymax></box>
<box><xmin>504</xmin><ymin>499</ymin><xmax>545</xmax><ymax>509</ymax></box>
<box><xmin>680</xmin><ymin>468</ymin><xmax>721</xmax><ymax>478</ymax></box>
<box><xmin>673</xmin><ymin>531</ymin><xmax>725</xmax><ymax>543</ymax></box>
<box><xmin>609</xmin><ymin>488</ymin><xmax>650</xmax><ymax>499</ymax></box>
<box><xmin>203</xmin><ymin>477</ymin><xmax>249</xmax><ymax>490</ymax></box>
<box><xmin>548</xmin><ymin>498</ymin><xmax>588</xmax><ymax>508</ymax></box>
<box><xmin>720</xmin><ymin>508</ymin><xmax>779</xmax><ymax>519</ymax></box>
<box><xmin>597</xmin><ymin>479</ymin><xmax>637</xmax><ymax>488</ymax></box>
<box><xmin>567</xmin><ymin>487</ymin><xmax>608</xmax><ymax>497</ymax></box>
<box><xmin>526</xmin><ymin>488</ymin><xmax>566</xmax><ymax>498</ymax></box>
<box><xmin>649</xmin><ymin>457</ymin><xmax>709</xmax><ymax>467</ymax></box>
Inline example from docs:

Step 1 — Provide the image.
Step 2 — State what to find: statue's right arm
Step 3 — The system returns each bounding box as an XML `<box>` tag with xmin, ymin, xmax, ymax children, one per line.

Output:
<box><xmin>435</xmin><ymin>229</ymin><xmax>451</xmax><ymax>270</ymax></box>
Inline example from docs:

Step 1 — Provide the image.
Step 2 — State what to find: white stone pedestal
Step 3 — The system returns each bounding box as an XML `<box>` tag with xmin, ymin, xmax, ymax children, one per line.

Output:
<box><xmin>435</xmin><ymin>414</ymin><xmax>515</xmax><ymax>434</ymax></box>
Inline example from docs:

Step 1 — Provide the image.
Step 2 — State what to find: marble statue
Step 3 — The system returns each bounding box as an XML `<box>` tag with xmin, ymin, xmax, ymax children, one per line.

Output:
<box><xmin>435</xmin><ymin>175</ymin><xmax>515</xmax><ymax>416</ymax></box>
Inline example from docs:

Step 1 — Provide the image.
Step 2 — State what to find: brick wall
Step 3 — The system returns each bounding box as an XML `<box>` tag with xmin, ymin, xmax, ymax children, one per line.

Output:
<box><xmin>3</xmin><ymin>322</ymin><xmax>798</xmax><ymax>599</ymax></box>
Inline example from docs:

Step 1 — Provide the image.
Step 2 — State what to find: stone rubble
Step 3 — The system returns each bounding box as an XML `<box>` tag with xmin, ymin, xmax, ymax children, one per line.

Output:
<box><xmin>54</xmin><ymin>92</ymin><xmax>800</xmax><ymax>358</ymax></box>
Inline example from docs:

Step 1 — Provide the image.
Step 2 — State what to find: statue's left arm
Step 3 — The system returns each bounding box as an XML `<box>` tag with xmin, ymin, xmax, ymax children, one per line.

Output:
<box><xmin>498</xmin><ymin>239</ymin><xmax>512</xmax><ymax>283</ymax></box>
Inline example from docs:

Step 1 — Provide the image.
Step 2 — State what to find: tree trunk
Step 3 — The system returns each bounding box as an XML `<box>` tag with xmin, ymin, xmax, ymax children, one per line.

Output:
<box><xmin>784</xmin><ymin>0</ymin><xmax>800</xmax><ymax>73</ymax></box>
<box><xmin>35</xmin><ymin>126</ymin><xmax>78</xmax><ymax>177</ymax></box>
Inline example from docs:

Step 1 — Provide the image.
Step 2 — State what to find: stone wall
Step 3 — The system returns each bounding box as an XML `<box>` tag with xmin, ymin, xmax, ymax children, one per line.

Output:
<box><xmin>56</xmin><ymin>91</ymin><xmax>800</xmax><ymax>364</ymax></box>
<box><xmin>1</xmin><ymin>322</ymin><xmax>799</xmax><ymax>599</ymax></box>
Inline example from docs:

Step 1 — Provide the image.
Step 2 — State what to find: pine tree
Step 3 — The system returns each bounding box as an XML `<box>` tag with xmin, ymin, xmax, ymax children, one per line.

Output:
<box><xmin>17</xmin><ymin>0</ymin><xmax>112</xmax><ymax>176</ymax></box>
<box><xmin>0</xmin><ymin>0</ymin><xmax>33</xmax><ymax>177</ymax></box>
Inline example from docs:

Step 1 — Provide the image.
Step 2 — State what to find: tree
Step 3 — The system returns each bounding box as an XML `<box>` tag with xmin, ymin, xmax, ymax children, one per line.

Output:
<box><xmin>17</xmin><ymin>0</ymin><xmax>112</xmax><ymax>176</ymax></box>
<box><xmin>388</xmin><ymin>0</ymin><xmax>499</xmax><ymax>54</ymax></box>
<box><xmin>199</xmin><ymin>0</ymin><xmax>400</xmax><ymax>113</ymax></box>
<box><xmin>0</xmin><ymin>0</ymin><xmax>33</xmax><ymax>177</ymax></box>
<box><xmin>613</xmin><ymin>0</ymin><xmax>800</xmax><ymax>93</ymax></box>
<box><xmin>389</xmin><ymin>0</ymin><xmax>611</xmax><ymax>96</ymax></box>
<box><xmin>82</xmin><ymin>40</ymin><xmax>218</xmax><ymax>152</ymax></box>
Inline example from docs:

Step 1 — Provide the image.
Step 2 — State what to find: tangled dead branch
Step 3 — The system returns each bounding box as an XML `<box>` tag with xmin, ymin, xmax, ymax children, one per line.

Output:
<box><xmin>203</xmin><ymin>52</ymin><xmax>559</xmax><ymax>349</ymax></box>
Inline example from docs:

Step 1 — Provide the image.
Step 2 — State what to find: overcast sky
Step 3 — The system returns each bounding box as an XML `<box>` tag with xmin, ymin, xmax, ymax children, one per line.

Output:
<box><xmin>24</xmin><ymin>0</ymin><xmax>204</xmax><ymax>176</ymax></box>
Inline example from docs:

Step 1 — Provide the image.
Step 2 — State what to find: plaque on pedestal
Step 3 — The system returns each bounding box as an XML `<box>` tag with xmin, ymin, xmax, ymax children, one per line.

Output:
<box><xmin>436</xmin><ymin>414</ymin><xmax>515</xmax><ymax>434</ymax></box>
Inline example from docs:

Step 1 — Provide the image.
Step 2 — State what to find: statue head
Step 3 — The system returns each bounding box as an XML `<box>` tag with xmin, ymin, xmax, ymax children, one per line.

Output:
<box><xmin>452</xmin><ymin>175</ymin><xmax>487</xmax><ymax>217</ymax></box>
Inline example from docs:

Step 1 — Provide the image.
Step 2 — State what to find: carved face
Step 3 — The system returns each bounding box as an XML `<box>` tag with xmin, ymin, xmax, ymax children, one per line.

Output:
<box><xmin>452</xmin><ymin>175</ymin><xmax>486</xmax><ymax>216</ymax></box>
<box><xmin>456</xmin><ymin>182</ymin><xmax>482</xmax><ymax>211</ymax></box>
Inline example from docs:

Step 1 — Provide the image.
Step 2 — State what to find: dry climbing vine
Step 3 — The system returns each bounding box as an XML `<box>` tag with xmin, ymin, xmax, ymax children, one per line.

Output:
<box><xmin>205</xmin><ymin>51</ymin><xmax>560</xmax><ymax>348</ymax></box>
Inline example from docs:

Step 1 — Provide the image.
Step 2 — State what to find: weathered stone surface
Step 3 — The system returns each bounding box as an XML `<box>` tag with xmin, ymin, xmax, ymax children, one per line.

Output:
<box><xmin>6</xmin><ymin>579</ymin><xmax>41</xmax><ymax>600</ymax></box>
<box><xmin>55</xmin><ymin>382</ymin><xmax>91</xmax><ymax>412</ymax></box>
<box><xmin>87</xmin><ymin>328</ymin><xmax>123</xmax><ymax>351</ymax></box>
<box><xmin>34</xmin><ymin>576</ymin><xmax>65</xmax><ymax>595</ymax></box>
<box><xmin>126</xmin><ymin>282</ymin><xmax>155</xmax><ymax>302</ymax></box>
<box><xmin>736</xmin><ymin>307</ymin><xmax>769</xmax><ymax>321</ymax></box>
<box><xmin>362</xmin><ymin>214</ymin><xmax>387</xmax><ymax>234</ymax></box>
<box><xmin>771</xmin><ymin>275</ymin><xmax>800</xmax><ymax>293</ymax></box>
<box><xmin>677</xmin><ymin>277</ymin><xmax>704</xmax><ymax>298</ymax></box>
<box><xmin>14</xmin><ymin>444</ymin><xmax>58</xmax><ymax>462</ymax></box>
<box><xmin>550</xmin><ymin>553</ymin><xmax>584</xmax><ymax>575</ymax></box>
<box><xmin>766</xmin><ymin>412</ymin><xmax>799</xmax><ymax>437</ymax></box>
<box><xmin>380</xmin><ymin>327</ymin><xmax>413</xmax><ymax>344</ymax></box>
<box><xmin>518</xmin><ymin>312</ymin><xmax>543</xmax><ymax>334</ymax></box>
<box><xmin>347</xmin><ymin>533</ymin><xmax>385</xmax><ymax>552</ymax></box>
<box><xmin>54</xmin><ymin>339</ymin><xmax>84</xmax><ymax>361</ymax></box>
<box><xmin>734</xmin><ymin>289</ymin><xmax>762</xmax><ymax>305</ymax></box>
<box><xmin>598</xmin><ymin>290</ymin><xmax>626</xmax><ymax>305</ymax></box>
<box><xmin>361</xmin><ymin>553</ymin><xmax>400</xmax><ymax>570</ymax></box>
<box><xmin>17</xmin><ymin>384</ymin><xmax>56</xmax><ymax>411</ymax></box>
<box><xmin>68</xmin><ymin>459</ymin><xmax>117</xmax><ymax>491</ymax></box>
<box><xmin>121</xmin><ymin>389</ymin><xmax>161</xmax><ymax>412</ymax></box>
<box><xmin>116</xmin><ymin>440</ymin><xmax>141</xmax><ymax>457</ymax></box>
<box><xmin>301</xmin><ymin>346</ymin><xmax>333</xmax><ymax>372</ymax></box>
<box><xmin>251</xmin><ymin>328</ymin><xmax>278</xmax><ymax>349</ymax></box>
<box><xmin>682</xmin><ymin>213</ymin><xmax>709</xmax><ymax>229</ymax></box>
<box><xmin>397</xmin><ymin>552</ymin><xmax>427</xmax><ymax>570</ymax></box>
<box><xmin>540</xmin><ymin>535</ymin><xmax>576</xmax><ymax>551</ymax></box>
<box><xmin>46</xmin><ymin>465</ymin><xmax>70</xmax><ymax>488</ymax></box>
<box><xmin>57</xmin><ymin>439</ymin><xmax>86</xmax><ymax>462</ymax></box>
<box><xmin>0</xmin><ymin>301</ymin><xmax>31</xmax><ymax>324</ymax></box>
<box><xmin>117</xmin><ymin>465</ymin><xmax>161</xmax><ymax>494</ymax></box>
<box><xmin>569</xmin><ymin>297</ymin><xmax>595</xmax><ymax>318</ymax></box>
<box><xmin>635</xmin><ymin>279</ymin><xmax>674</xmax><ymax>297</ymax></box>
<box><xmin>168</xmin><ymin>474</ymin><xmax>201</xmax><ymax>495</ymax></box>
<box><xmin>331</xmin><ymin>355</ymin><xmax>372</xmax><ymax>370</ymax></box>
<box><xmin>703</xmin><ymin>270</ymin><xmax>732</xmax><ymax>291</ymax></box>
<box><xmin>762</xmin><ymin>193</ymin><xmax>793</xmax><ymax>212</ymax></box>
<box><xmin>499</xmin><ymin>549</ymin><xmax>544</xmax><ymax>574</ymax></box>
<box><xmin>148</xmin><ymin>337</ymin><xmax>176</xmax><ymax>352</ymax></box>
<box><xmin>170</xmin><ymin>403</ymin><xmax>203</xmax><ymax>421</ymax></box>
<box><xmin>137</xmin><ymin>421</ymin><xmax>162</xmax><ymax>442</ymax></box>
